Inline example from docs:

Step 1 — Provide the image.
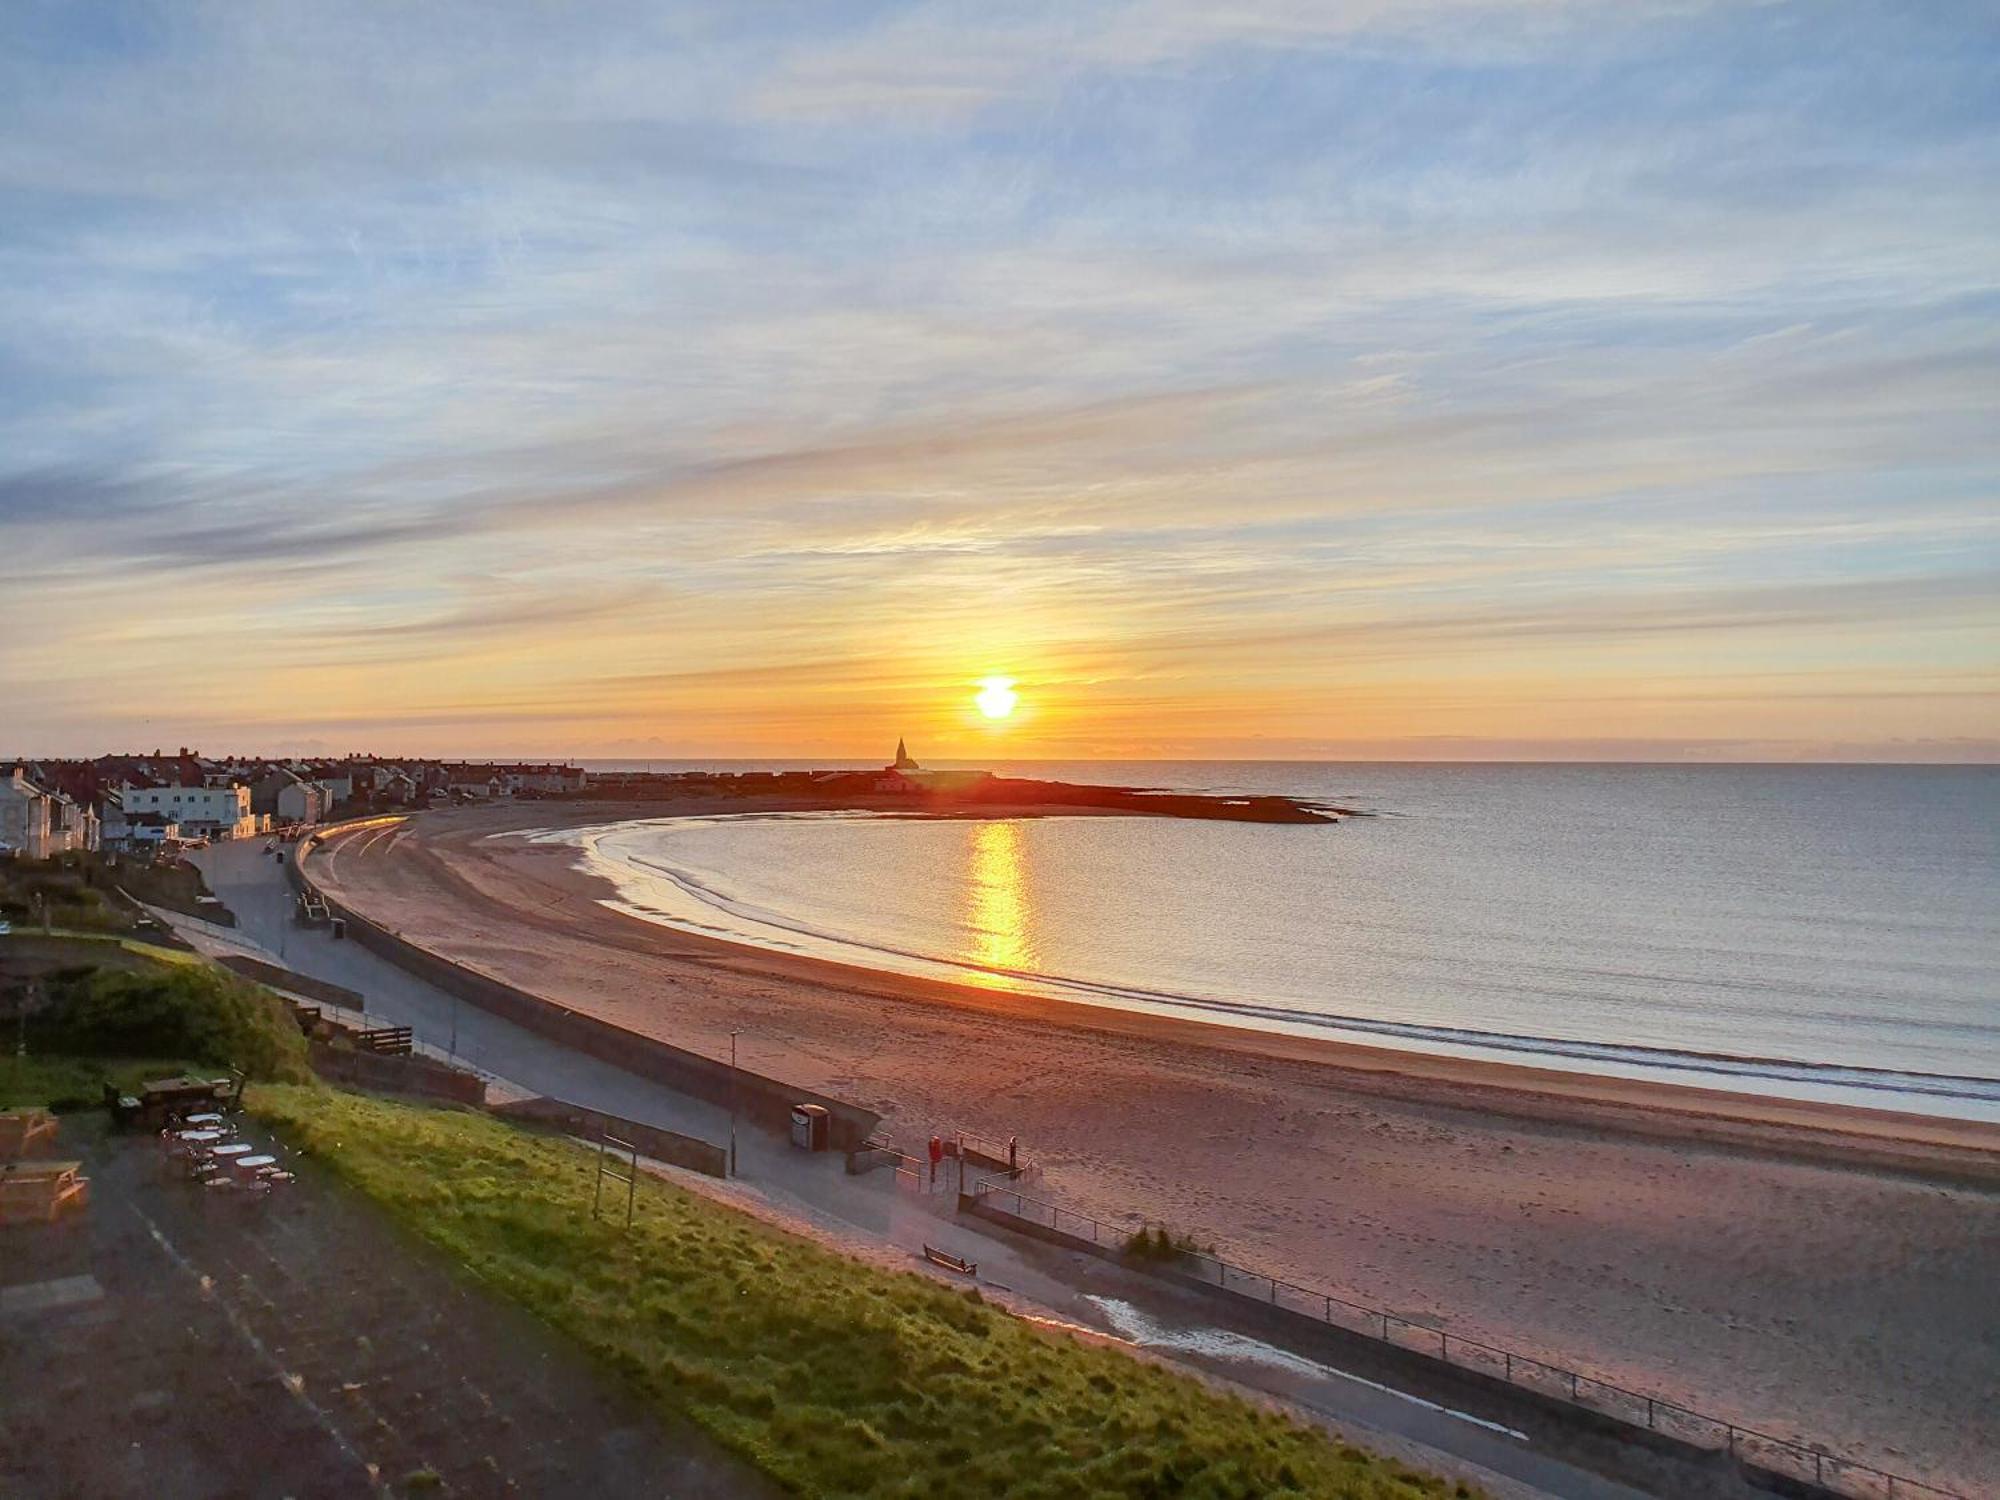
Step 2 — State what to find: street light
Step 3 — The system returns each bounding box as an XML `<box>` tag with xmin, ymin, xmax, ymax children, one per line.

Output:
<box><xmin>729</xmin><ymin>1029</ymin><xmax>739</xmax><ymax>1178</ymax></box>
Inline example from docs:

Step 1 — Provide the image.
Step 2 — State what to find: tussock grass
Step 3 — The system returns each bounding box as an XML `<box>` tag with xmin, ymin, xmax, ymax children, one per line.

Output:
<box><xmin>251</xmin><ymin>1085</ymin><xmax>1466</xmax><ymax>1499</ymax></box>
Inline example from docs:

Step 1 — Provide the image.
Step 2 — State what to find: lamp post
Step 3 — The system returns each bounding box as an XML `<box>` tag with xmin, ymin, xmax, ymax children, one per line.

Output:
<box><xmin>729</xmin><ymin>1029</ymin><xmax>739</xmax><ymax>1178</ymax></box>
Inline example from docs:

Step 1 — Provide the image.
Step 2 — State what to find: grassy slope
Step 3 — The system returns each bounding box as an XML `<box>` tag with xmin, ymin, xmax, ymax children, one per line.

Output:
<box><xmin>252</xmin><ymin>1085</ymin><xmax>1469</xmax><ymax>1500</ymax></box>
<box><xmin>0</xmin><ymin>1053</ymin><xmax>206</xmax><ymax>1111</ymax></box>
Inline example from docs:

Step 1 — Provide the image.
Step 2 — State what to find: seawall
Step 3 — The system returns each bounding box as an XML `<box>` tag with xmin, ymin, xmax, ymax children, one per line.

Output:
<box><xmin>290</xmin><ymin>819</ymin><xmax>882</xmax><ymax>1152</ymax></box>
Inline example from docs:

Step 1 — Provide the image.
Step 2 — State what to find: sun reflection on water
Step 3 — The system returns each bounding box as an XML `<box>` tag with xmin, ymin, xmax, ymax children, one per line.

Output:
<box><xmin>964</xmin><ymin>820</ymin><xmax>1030</xmax><ymax>982</ymax></box>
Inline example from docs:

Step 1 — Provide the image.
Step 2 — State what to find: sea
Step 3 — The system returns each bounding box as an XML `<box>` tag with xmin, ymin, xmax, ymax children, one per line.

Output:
<box><xmin>545</xmin><ymin>762</ymin><xmax>2000</xmax><ymax>1121</ymax></box>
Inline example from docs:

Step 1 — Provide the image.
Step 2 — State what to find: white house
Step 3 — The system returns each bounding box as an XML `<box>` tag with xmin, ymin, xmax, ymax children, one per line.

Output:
<box><xmin>51</xmin><ymin>791</ymin><xmax>100</xmax><ymax>853</ymax></box>
<box><xmin>0</xmin><ymin>770</ymin><xmax>58</xmax><ymax>858</ymax></box>
<box><xmin>119</xmin><ymin>783</ymin><xmax>259</xmax><ymax>840</ymax></box>
<box><xmin>445</xmin><ymin>766</ymin><xmax>509</xmax><ymax>799</ymax></box>
<box><xmin>497</xmin><ymin>763</ymin><xmax>588</xmax><ymax>795</ymax></box>
<box><xmin>252</xmin><ymin>768</ymin><xmax>328</xmax><ymax>826</ymax></box>
<box><xmin>305</xmin><ymin>767</ymin><xmax>355</xmax><ymax>806</ymax></box>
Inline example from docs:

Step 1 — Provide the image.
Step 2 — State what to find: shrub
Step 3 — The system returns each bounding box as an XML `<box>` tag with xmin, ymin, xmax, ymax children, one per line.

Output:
<box><xmin>1123</xmin><ymin>1224</ymin><xmax>1205</xmax><ymax>1265</ymax></box>
<box><xmin>29</xmin><ymin>965</ymin><xmax>309</xmax><ymax>1082</ymax></box>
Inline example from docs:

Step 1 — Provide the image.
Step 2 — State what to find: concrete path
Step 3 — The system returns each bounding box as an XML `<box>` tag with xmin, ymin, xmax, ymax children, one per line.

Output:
<box><xmin>185</xmin><ymin>836</ymin><xmax>1679</xmax><ymax>1500</ymax></box>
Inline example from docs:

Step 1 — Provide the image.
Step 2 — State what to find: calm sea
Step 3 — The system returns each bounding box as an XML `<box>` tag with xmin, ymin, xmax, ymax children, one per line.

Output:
<box><xmin>552</xmin><ymin>763</ymin><xmax>2000</xmax><ymax>1119</ymax></box>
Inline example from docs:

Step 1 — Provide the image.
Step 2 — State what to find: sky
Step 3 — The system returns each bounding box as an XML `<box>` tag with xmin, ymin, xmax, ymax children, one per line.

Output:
<box><xmin>2</xmin><ymin>0</ymin><xmax>1996</xmax><ymax>762</ymax></box>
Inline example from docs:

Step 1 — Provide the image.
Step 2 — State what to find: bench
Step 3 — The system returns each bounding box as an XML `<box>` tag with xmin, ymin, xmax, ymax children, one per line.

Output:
<box><xmin>0</xmin><ymin>1160</ymin><xmax>90</xmax><ymax>1226</ymax></box>
<box><xmin>0</xmin><ymin>1109</ymin><xmax>57</xmax><ymax>1160</ymax></box>
<box><xmin>355</xmin><ymin>1026</ymin><xmax>413</xmax><ymax>1057</ymax></box>
<box><xmin>136</xmin><ymin>1074</ymin><xmax>243</xmax><ymax>1129</ymax></box>
<box><xmin>922</xmin><ymin>1245</ymin><xmax>977</xmax><ymax>1277</ymax></box>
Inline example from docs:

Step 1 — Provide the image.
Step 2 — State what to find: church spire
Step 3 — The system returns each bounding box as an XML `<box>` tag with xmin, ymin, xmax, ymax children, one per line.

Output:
<box><xmin>892</xmin><ymin>737</ymin><xmax>919</xmax><ymax>771</ymax></box>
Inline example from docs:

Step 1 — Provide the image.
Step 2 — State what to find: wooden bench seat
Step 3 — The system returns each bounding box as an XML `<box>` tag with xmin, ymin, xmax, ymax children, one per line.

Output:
<box><xmin>0</xmin><ymin>1109</ymin><xmax>58</xmax><ymax>1160</ymax></box>
<box><xmin>922</xmin><ymin>1244</ymin><xmax>977</xmax><ymax>1276</ymax></box>
<box><xmin>0</xmin><ymin>1160</ymin><xmax>91</xmax><ymax>1226</ymax></box>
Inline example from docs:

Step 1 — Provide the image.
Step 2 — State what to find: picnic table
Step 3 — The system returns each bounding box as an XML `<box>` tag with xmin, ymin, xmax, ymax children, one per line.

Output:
<box><xmin>0</xmin><ymin>1159</ymin><xmax>90</xmax><ymax>1226</ymax></box>
<box><xmin>137</xmin><ymin>1075</ymin><xmax>242</xmax><ymax>1128</ymax></box>
<box><xmin>0</xmin><ymin>1109</ymin><xmax>58</xmax><ymax>1160</ymax></box>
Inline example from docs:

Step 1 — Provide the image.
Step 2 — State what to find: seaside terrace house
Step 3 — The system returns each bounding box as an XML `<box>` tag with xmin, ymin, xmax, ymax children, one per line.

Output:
<box><xmin>444</xmin><ymin>765</ymin><xmax>510</xmax><ymax>800</ymax></box>
<box><xmin>345</xmin><ymin>761</ymin><xmax>403</xmax><ymax>799</ymax></box>
<box><xmin>0</xmin><ymin>769</ymin><xmax>103</xmax><ymax>858</ymax></box>
<box><xmin>496</xmin><ymin>763</ymin><xmax>588</xmax><ymax>796</ymax></box>
<box><xmin>0</xmin><ymin>769</ymin><xmax>60</xmax><ymax>859</ymax></box>
<box><xmin>302</xmin><ymin>763</ymin><xmax>358</xmax><ymax>808</ymax></box>
<box><xmin>100</xmin><ymin>799</ymin><xmax>181</xmax><ymax>851</ymax></box>
<box><xmin>118</xmin><ymin>781</ymin><xmax>262</xmax><ymax>842</ymax></box>
<box><xmin>251</xmin><ymin>768</ymin><xmax>329</xmax><ymax>827</ymax></box>
<box><xmin>50</xmin><ymin>789</ymin><xmax>100</xmax><ymax>854</ymax></box>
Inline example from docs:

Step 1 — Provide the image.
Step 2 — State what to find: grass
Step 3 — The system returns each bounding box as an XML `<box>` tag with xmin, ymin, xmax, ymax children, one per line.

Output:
<box><xmin>9</xmin><ymin>930</ymin><xmax>206</xmax><ymax>965</ymax></box>
<box><xmin>24</xmin><ymin>962</ymin><xmax>310</xmax><ymax>1084</ymax></box>
<box><xmin>250</xmin><ymin>1085</ymin><xmax>1467</xmax><ymax>1500</ymax></box>
<box><xmin>0</xmin><ymin>1053</ymin><xmax>205</xmax><ymax>1112</ymax></box>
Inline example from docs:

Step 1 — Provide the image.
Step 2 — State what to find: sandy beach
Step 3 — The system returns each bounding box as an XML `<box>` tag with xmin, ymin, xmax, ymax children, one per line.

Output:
<box><xmin>309</xmin><ymin>801</ymin><xmax>2000</xmax><ymax>1494</ymax></box>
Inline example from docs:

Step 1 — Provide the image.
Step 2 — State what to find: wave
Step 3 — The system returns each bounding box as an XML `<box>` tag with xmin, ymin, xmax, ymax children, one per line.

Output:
<box><xmin>531</xmin><ymin>818</ymin><xmax>2000</xmax><ymax>1110</ymax></box>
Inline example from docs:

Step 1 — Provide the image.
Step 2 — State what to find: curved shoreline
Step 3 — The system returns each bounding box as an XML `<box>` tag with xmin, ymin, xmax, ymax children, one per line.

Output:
<box><xmin>311</xmin><ymin>802</ymin><xmax>2000</xmax><ymax>1174</ymax></box>
<box><xmin>545</xmin><ymin>812</ymin><xmax>2000</xmax><ymax>1118</ymax></box>
<box><xmin>301</xmin><ymin>801</ymin><xmax>2000</xmax><ymax>1492</ymax></box>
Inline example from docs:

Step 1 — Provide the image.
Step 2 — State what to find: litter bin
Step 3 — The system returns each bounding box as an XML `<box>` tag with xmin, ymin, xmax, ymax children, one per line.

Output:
<box><xmin>330</xmin><ymin>917</ymin><xmax>347</xmax><ymax>941</ymax></box>
<box><xmin>790</xmin><ymin>1103</ymin><xmax>830</xmax><ymax>1152</ymax></box>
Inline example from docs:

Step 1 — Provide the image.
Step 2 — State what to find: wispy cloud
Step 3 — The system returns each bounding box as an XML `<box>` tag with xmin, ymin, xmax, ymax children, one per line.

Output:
<box><xmin>0</xmin><ymin>0</ymin><xmax>1994</xmax><ymax>757</ymax></box>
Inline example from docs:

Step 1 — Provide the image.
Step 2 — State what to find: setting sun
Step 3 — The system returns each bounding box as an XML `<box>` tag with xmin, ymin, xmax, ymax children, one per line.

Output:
<box><xmin>975</xmin><ymin>676</ymin><xmax>1019</xmax><ymax>720</ymax></box>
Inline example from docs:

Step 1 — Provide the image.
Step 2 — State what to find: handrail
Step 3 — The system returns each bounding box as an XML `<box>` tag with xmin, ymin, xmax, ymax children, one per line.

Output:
<box><xmin>967</xmin><ymin>1177</ymin><xmax>1965</xmax><ymax>1500</ymax></box>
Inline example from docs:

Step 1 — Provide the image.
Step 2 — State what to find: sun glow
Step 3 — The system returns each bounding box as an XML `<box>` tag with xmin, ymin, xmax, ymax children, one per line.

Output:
<box><xmin>975</xmin><ymin>676</ymin><xmax>1019</xmax><ymax>719</ymax></box>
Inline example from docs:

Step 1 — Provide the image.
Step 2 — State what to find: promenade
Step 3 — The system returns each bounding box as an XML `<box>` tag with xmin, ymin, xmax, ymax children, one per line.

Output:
<box><xmin>182</xmin><ymin>832</ymin><xmax>1735</xmax><ymax>1500</ymax></box>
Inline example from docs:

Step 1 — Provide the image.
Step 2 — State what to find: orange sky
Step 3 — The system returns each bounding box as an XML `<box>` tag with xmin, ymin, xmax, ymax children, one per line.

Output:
<box><xmin>2</xmin><ymin>3</ymin><xmax>1996</xmax><ymax>762</ymax></box>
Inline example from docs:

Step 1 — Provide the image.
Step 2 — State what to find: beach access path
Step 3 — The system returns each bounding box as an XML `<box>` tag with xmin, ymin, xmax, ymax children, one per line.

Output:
<box><xmin>174</xmin><ymin>834</ymin><xmax>1685</xmax><ymax>1500</ymax></box>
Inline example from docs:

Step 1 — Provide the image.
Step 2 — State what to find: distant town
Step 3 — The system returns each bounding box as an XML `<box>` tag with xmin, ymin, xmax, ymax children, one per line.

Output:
<box><xmin>0</xmin><ymin>751</ymin><xmax>593</xmax><ymax>860</ymax></box>
<box><xmin>1</xmin><ymin>741</ymin><xmax>1337</xmax><ymax>862</ymax></box>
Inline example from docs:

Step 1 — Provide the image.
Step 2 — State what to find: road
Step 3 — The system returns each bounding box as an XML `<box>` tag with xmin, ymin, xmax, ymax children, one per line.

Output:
<box><xmin>184</xmin><ymin>832</ymin><xmax>1673</xmax><ymax>1500</ymax></box>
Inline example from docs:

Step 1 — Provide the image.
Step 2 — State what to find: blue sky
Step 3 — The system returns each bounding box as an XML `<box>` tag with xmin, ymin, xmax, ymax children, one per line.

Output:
<box><xmin>2</xmin><ymin>0</ymin><xmax>1996</xmax><ymax>758</ymax></box>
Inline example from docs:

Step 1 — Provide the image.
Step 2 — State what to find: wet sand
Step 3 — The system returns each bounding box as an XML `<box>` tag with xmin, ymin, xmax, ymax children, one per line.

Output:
<box><xmin>309</xmin><ymin>801</ymin><xmax>2000</xmax><ymax>1494</ymax></box>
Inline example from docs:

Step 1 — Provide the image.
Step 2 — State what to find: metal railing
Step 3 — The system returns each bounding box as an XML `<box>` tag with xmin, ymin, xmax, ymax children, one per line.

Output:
<box><xmin>968</xmin><ymin>1178</ymin><xmax>1964</xmax><ymax>1500</ymax></box>
<box><xmin>592</xmin><ymin>1132</ymin><xmax>638</xmax><ymax>1229</ymax></box>
<box><xmin>953</xmin><ymin>1129</ymin><xmax>1025</xmax><ymax>1171</ymax></box>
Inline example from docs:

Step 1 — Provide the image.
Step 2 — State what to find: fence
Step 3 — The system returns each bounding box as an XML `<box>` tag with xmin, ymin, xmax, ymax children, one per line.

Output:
<box><xmin>953</xmin><ymin>1128</ymin><xmax>1034</xmax><ymax>1177</ymax></box>
<box><xmin>846</xmin><ymin>1142</ymin><xmax>947</xmax><ymax>1194</ymax></box>
<box><xmin>289</xmin><ymin>826</ymin><xmax>882</xmax><ymax>1152</ymax></box>
<box><xmin>968</xmin><ymin>1178</ymin><xmax>1963</xmax><ymax>1500</ymax></box>
<box><xmin>354</xmin><ymin>1025</ymin><xmax>413</xmax><ymax>1056</ymax></box>
<box><xmin>306</xmin><ymin>1040</ymin><xmax>486</xmax><ymax>1107</ymax></box>
<box><xmin>491</xmin><ymin>1096</ymin><xmax>727</xmax><ymax>1179</ymax></box>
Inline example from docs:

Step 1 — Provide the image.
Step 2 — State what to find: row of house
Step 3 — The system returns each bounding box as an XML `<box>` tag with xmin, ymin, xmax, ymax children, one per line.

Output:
<box><xmin>2</xmin><ymin>751</ymin><xmax>591</xmax><ymax>859</ymax></box>
<box><xmin>0</xmin><ymin>769</ymin><xmax>103</xmax><ymax>859</ymax></box>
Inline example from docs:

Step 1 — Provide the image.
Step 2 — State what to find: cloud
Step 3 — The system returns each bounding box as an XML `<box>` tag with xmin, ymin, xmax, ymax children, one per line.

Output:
<box><xmin>749</xmin><ymin>0</ymin><xmax>1711</xmax><ymax>122</ymax></box>
<box><xmin>0</xmin><ymin>0</ymin><xmax>1994</xmax><ymax>758</ymax></box>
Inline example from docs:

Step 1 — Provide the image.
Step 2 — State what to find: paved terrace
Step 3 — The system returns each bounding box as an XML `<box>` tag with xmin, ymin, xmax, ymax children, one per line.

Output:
<box><xmin>0</xmin><ymin>1112</ymin><xmax>773</xmax><ymax>1500</ymax></box>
